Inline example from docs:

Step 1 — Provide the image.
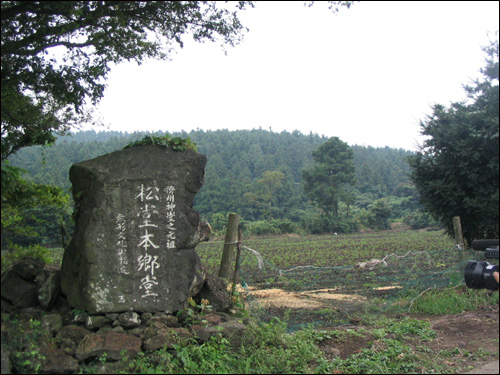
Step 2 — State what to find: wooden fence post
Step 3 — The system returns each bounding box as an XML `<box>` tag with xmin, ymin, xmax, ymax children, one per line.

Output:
<box><xmin>453</xmin><ymin>216</ymin><xmax>467</xmax><ymax>264</ymax></box>
<box><xmin>232</xmin><ymin>229</ymin><xmax>243</xmax><ymax>294</ymax></box>
<box><xmin>218</xmin><ymin>213</ymin><xmax>240</xmax><ymax>280</ymax></box>
<box><xmin>453</xmin><ymin>216</ymin><xmax>465</xmax><ymax>248</ymax></box>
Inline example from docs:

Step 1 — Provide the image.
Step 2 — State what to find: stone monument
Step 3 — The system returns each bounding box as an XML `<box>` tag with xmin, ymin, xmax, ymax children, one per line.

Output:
<box><xmin>60</xmin><ymin>145</ymin><xmax>209</xmax><ymax>314</ymax></box>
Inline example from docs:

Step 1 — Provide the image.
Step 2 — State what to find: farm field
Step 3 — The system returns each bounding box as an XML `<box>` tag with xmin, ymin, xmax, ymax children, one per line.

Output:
<box><xmin>197</xmin><ymin>229</ymin><xmax>487</xmax><ymax>326</ymax></box>
<box><xmin>198</xmin><ymin>229</ymin><xmax>459</xmax><ymax>275</ymax></box>
<box><xmin>199</xmin><ymin>230</ymin><xmax>456</xmax><ymax>282</ymax></box>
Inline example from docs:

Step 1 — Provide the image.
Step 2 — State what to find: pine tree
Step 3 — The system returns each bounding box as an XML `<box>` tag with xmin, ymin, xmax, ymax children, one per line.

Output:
<box><xmin>408</xmin><ymin>38</ymin><xmax>499</xmax><ymax>244</ymax></box>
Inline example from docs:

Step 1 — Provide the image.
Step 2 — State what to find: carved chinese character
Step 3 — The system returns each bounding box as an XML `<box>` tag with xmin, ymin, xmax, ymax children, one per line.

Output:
<box><xmin>138</xmin><ymin>229</ymin><xmax>159</xmax><ymax>250</ymax></box>
<box><xmin>139</xmin><ymin>274</ymin><xmax>159</xmax><ymax>298</ymax></box>
<box><xmin>137</xmin><ymin>254</ymin><xmax>160</xmax><ymax>275</ymax></box>
<box><xmin>136</xmin><ymin>185</ymin><xmax>160</xmax><ymax>202</ymax></box>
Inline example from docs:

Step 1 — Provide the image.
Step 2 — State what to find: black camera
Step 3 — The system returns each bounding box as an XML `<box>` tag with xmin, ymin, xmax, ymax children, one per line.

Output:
<box><xmin>464</xmin><ymin>239</ymin><xmax>499</xmax><ymax>291</ymax></box>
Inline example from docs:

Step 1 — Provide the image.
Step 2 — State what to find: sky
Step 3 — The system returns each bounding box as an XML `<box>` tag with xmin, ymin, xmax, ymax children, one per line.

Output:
<box><xmin>93</xmin><ymin>1</ymin><xmax>499</xmax><ymax>151</ymax></box>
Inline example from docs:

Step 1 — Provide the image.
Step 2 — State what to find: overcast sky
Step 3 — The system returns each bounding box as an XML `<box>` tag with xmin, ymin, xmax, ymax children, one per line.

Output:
<box><xmin>93</xmin><ymin>1</ymin><xmax>499</xmax><ymax>151</ymax></box>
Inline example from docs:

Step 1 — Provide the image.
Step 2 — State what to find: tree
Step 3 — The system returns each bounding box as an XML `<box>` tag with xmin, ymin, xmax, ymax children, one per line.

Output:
<box><xmin>366</xmin><ymin>198</ymin><xmax>392</xmax><ymax>230</ymax></box>
<box><xmin>1</xmin><ymin>163</ymin><xmax>70</xmax><ymax>248</ymax></box>
<box><xmin>408</xmin><ymin>38</ymin><xmax>499</xmax><ymax>244</ymax></box>
<box><xmin>1</xmin><ymin>1</ymin><xmax>254</xmax><ymax>160</ymax></box>
<box><xmin>302</xmin><ymin>137</ymin><xmax>356</xmax><ymax>225</ymax></box>
<box><xmin>257</xmin><ymin>170</ymin><xmax>285</xmax><ymax>219</ymax></box>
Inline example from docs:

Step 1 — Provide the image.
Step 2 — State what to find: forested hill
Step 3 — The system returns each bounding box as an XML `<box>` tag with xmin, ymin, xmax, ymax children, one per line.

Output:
<box><xmin>8</xmin><ymin>129</ymin><xmax>421</xmax><ymax>233</ymax></box>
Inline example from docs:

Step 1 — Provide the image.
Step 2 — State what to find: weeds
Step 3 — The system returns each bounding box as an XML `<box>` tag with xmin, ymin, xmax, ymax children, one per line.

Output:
<box><xmin>331</xmin><ymin>338</ymin><xmax>419</xmax><ymax>374</ymax></box>
<box><xmin>408</xmin><ymin>287</ymin><xmax>498</xmax><ymax>315</ymax></box>
<box><xmin>126</xmin><ymin>318</ymin><xmax>333</xmax><ymax>374</ymax></box>
<box><xmin>176</xmin><ymin>297</ymin><xmax>214</xmax><ymax>327</ymax></box>
<box><xmin>386</xmin><ymin>318</ymin><xmax>436</xmax><ymax>341</ymax></box>
<box><xmin>4</xmin><ymin>319</ymin><xmax>48</xmax><ymax>374</ymax></box>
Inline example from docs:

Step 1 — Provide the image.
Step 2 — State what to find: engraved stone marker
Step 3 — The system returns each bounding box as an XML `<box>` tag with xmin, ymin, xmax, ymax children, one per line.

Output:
<box><xmin>60</xmin><ymin>145</ymin><xmax>208</xmax><ymax>314</ymax></box>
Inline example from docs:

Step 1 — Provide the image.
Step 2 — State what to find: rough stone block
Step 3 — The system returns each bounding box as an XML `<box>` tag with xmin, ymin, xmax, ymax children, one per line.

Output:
<box><xmin>60</xmin><ymin>146</ymin><xmax>208</xmax><ymax>314</ymax></box>
<box><xmin>75</xmin><ymin>332</ymin><xmax>142</xmax><ymax>361</ymax></box>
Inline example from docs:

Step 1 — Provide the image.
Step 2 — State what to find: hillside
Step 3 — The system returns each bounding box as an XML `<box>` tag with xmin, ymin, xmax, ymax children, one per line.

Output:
<box><xmin>7</xmin><ymin>129</ymin><xmax>432</xmax><ymax>242</ymax></box>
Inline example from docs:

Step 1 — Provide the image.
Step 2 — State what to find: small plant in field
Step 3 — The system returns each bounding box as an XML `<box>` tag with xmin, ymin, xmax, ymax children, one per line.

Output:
<box><xmin>177</xmin><ymin>297</ymin><xmax>213</xmax><ymax>326</ymax></box>
<box><xmin>387</xmin><ymin>318</ymin><xmax>436</xmax><ymax>341</ymax></box>
<box><xmin>198</xmin><ymin>298</ymin><xmax>212</xmax><ymax>313</ymax></box>
<box><xmin>230</xmin><ymin>287</ymin><xmax>250</xmax><ymax>318</ymax></box>
<box><xmin>98</xmin><ymin>352</ymin><xmax>108</xmax><ymax>364</ymax></box>
<box><xmin>370</xmin><ymin>328</ymin><xmax>387</xmax><ymax>340</ymax></box>
<box><xmin>330</xmin><ymin>338</ymin><xmax>419</xmax><ymax>374</ymax></box>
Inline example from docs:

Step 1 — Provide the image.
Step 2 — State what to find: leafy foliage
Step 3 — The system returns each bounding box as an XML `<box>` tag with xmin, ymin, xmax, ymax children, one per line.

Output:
<box><xmin>2</xmin><ymin>318</ymin><xmax>49</xmax><ymax>374</ymax></box>
<box><xmin>124</xmin><ymin>134</ymin><xmax>197</xmax><ymax>152</ymax></box>
<box><xmin>408</xmin><ymin>38</ymin><xmax>499</xmax><ymax>244</ymax></box>
<box><xmin>0</xmin><ymin>243</ymin><xmax>54</xmax><ymax>273</ymax></box>
<box><xmin>1</xmin><ymin>1</ymin><xmax>253</xmax><ymax>160</ymax></box>
<box><xmin>1</xmin><ymin>162</ymin><xmax>70</xmax><ymax>248</ymax></box>
<box><xmin>127</xmin><ymin>318</ymin><xmax>332</xmax><ymax>374</ymax></box>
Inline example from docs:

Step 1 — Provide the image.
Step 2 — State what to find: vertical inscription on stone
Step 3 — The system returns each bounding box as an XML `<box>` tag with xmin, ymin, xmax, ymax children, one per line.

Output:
<box><xmin>115</xmin><ymin>213</ymin><xmax>129</xmax><ymax>275</ymax></box>
<box><xmin>165</xmin><ymin>185</ymin><xmax>176</xmax><ymax>249</ymax></box>
<box><xmin>135</xmin><ymin>184</ymin><xmax>161</xmax><ymax>298</ymax></box>
<box><xmin>115</xmin><ymin>184</ymin><xmax>178</xmax><ymax>299</ymax></box>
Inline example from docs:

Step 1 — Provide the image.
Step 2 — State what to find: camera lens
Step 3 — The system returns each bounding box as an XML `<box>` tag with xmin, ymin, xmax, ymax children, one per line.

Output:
<box><xmin>464</xmin><ymin>260</ymin><xmax>499</xmax><ymax>291</ymax></box>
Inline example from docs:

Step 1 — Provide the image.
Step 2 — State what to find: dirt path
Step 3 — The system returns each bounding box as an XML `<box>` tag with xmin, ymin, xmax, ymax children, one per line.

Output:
<box><xmin>465</xmin><ymin>361</ymin><xmax>499</xmax><ymax>374</ymax></box>
<box><xmin>426</xmin><ymin>306</ymin><xmax>499</xmax><ymax>373</ymax></box>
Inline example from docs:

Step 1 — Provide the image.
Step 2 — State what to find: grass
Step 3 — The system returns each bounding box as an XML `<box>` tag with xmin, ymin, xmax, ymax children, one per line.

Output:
<box><xmin>114</xmin><ymin>319</ymin><xmax>334</xmax><ymax>374</ymax></box>
<box><xmin>407</xmin><ymin>286</ymin><xmax>498</xmax><ymax>315</ymax></box>
<box><xmin>5</xmin><ymin>301</ymin><xmax>495</xmax><ymax>374</ymax></box>
<box><xmin>330</xmin><ymin>338</ymin><xmax>421</xmax><ymax>374</ymax></box>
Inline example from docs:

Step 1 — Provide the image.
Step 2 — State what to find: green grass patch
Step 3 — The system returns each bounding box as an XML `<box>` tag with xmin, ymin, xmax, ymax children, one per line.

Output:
<box><xmin>386</xmin><ymin>318</ymin><xmax>436</xmax><ymax>341</ymax></box>
<box><xmin>408</xmin><ymin>287</ymin><xmax>499</xmax><ymax>315</ymax></box>
<box><xmin>126</xmin><ymin>318</ymin><xmax>333</xmax><ymax>374</ymax></box>
<box><xmin>330</xmin><ymin>338</ymin><xmax>419</xmax><ymax>374</ymax></box>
